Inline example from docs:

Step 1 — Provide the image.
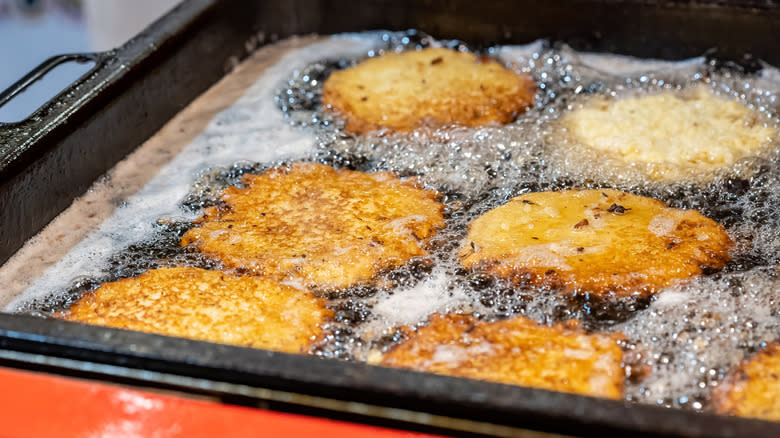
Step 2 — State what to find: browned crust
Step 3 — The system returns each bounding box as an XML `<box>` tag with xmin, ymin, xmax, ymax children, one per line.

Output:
<box><xmin>460</xmin><ymin>189</ymin><xmax>733</xmax><ymax>298</ymax></box>
<box><xmin>713</xmin><ymin>343</ymin><xmax>780</xmax><ymax>421</ymax></box>
<box><xmin>61</xmin><ymin>267</ymin><xmax>332</xmax><ymax>353</ymax></box>
<box><xmin>381</xmin><ymin>313</ymin><xmax>626</xmax><ymax>399</ymax></box>
<box><xmin>322</xmin><ymin>48</ymin><xmax>536</xmax><ymax>134</ymax></box>
<box><xmin>181</xmin><ymin>163</ymin><xmax>446</xmax><ymax>290</ymax></box>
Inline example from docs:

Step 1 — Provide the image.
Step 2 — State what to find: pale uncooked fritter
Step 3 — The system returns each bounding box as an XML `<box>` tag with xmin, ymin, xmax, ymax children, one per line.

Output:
<box><xmin>460</xmin><ymin>189</ymin><xmax>733</xmax><ymax>298</ymax></box>
<box><xmin>322</xmin><ymin>47</ymin><xmax>536</xmax><ymax>134</ymax></box>
<box><xmin>561</xmin><ymin>88</ymin><xmax>776</xmax><ymax>180</ymax></box>
<box><xmin>381</xmin><ymin>313</ymin><xmax>626</xmax><ymax>399</ymax></box>
<box><xmin>181</xmin><ymin>163</ymin><xmax>445</xmax><ymax>290</ymax></box>
<box><xmin>62</xmin><ymin>267</ymin><xmax>331</xmax><ymax>353</ymax></box>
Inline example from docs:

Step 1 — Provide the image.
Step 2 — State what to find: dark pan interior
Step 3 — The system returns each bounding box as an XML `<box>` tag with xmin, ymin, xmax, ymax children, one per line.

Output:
<box><xmin>2</xmin><ymin>313</ymin><xmax>779</xmax><ymax>438</ymax></box>
<box><xmin>0</xmin><ymin>0</ymin><xmax>778</xmax><ymax>436</ymax></box>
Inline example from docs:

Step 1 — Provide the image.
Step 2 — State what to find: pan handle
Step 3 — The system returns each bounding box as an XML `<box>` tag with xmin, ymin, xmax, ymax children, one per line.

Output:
<box><xmin>0</xmin><ymin>52</ymin><xmax>106</xmax><ymax>113</ymax></box>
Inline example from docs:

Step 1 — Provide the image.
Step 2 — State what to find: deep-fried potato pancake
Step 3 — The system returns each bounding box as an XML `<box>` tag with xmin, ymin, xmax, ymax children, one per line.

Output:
<box><xmin>181</xmin><ymin>163</ymin><xmax>445</xmax><ymax>290</ymax></box>
<box><xmin>62</xmin><ymin>267</ymin><xmax>331</xmax><ymax>353</ymax></box>
<box><xmin>714</xmin><ymin>343</ymin><xmax>780</xmax><ymax>421</ymax></box>
<box><xmin>561</xmin><ymin>88</ymin><xmax>776</xmax><ymax>180</ymax></box>
<box><xmin>460</xmin><ymin>189</ymin><xmax>732</xmax><ymax>298</ymax></box>
<box><xmin>381</xmin><ymin>314</ymin><xmax>625</xmax><ymax>399</ymax></box>
<box><xmin>321</xmin><ymin>48</ymin><xmax>536</xmax><ymax>134</ymax></box>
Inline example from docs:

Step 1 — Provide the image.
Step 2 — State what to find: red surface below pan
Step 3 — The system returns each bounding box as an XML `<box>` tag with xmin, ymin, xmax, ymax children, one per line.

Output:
<box><xmin>0</xmin><ymin>366</ymin><xmax>444</xmax><ymax>438</ymax></box>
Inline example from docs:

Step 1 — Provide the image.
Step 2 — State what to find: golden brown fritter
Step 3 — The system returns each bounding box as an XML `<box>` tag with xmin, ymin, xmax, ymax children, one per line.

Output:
<box><xmin>62</xmin><ymin>267</ymin><xmax>331</xmax><ymax>353</ymax></box>
<box><xmin>559</xmin><ymin>88</ymin><xmax>776</xmax><ymax>180</ymax></box>
<box><xmin>322</xmin><ymin>48</ymin><xmax>536</xmax><ymax>134</ymax></box>
<box><xmin>460</xmin><ymin>189</ymin><xmax>733</xmax><ymax>298</ymax></box>
<box><xmin>713</xmin><ymin>343</ymin><xmax>780</xmax><ymax>421</ymax></box>
<box><xmin>381</xmin><ymin>314</ymin><xmax>625</xmax><ymax>399</ymax></box>
<box><xmin>181</xmin><ymin>163</ymin><xmax>445</xmax><ymax>290</ymax></box>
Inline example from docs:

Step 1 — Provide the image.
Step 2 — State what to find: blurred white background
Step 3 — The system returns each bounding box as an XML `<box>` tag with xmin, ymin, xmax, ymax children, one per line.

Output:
<box><xmin>0</xmin><ymin>0</ymin><xmax>178</xmax><ymax>122</ymax></box>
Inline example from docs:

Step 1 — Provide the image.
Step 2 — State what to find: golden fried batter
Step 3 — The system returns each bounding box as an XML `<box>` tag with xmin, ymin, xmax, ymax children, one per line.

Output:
<box><xmin>714</xmin><ymin>343</ymin><xmax>780</xmax><ymax>421</ymax></box>
<box><xmin>460</xmin><ymin>189</ymin><xmax>732</xmax><ymax>298</ymax></box>
<box><xmin>381</xmin><ymin>314</ymin><xmax>625</xmax><ymax>399</ymax></box>
<box><xmin>181</xmin><ymin>163</ymin><xmax>445</xmax><ymax>290</ymax></box>
<box><xmin>560</xmin><ymin>88</ymin><xmax>776</xmax><ymax>180</ymax></box>
<box><xmin>322</xmin><ymin>48</ymin><xmax>536</xmax><ymax>134</ymax></box>
<box><xmin>62</xmin><ymin>267</ymin><xmax>331</xmax><ymax>353</ymax></box>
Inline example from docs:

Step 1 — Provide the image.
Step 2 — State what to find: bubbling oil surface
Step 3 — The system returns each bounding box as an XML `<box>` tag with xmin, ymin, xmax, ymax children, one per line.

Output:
<box><xmin>6</xmin><ymin>31</ymin><xmax>780</xmax><ymax>413</ymax></box>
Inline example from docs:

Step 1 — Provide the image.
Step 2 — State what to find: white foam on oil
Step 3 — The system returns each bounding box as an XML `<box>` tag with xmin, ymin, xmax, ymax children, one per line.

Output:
<box><xmin>336</xmin><ymin>266</ymin><xmax>477</xmax><ymax>361</ymax></box>
<box><xmin>576</xmin><ymin>51</ymin><xmax>705</xmax><ymax>76</ymax></box>
<box><xmin>615</xmin><ymin>267</ymin><xmax>780</xmax><ymax>410</ymax></box>
<box><xmin>313</xmin><ymin>36</ymin><xmax>780</xmax><ymax>413</ymax></box>
<box><xmin>4</xmin><ymin>34</ymin><xmax>378</xmax><ymax>310</ymax></box>
<box><xmin>369</xmin><ymin>267</ymin><xmax>473</xmax><ymax>330</ymax></box>
<box><xmin>1</xmin><ymin>32</ymin><xmax>779</xmax><ymax>416</ymax></box>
